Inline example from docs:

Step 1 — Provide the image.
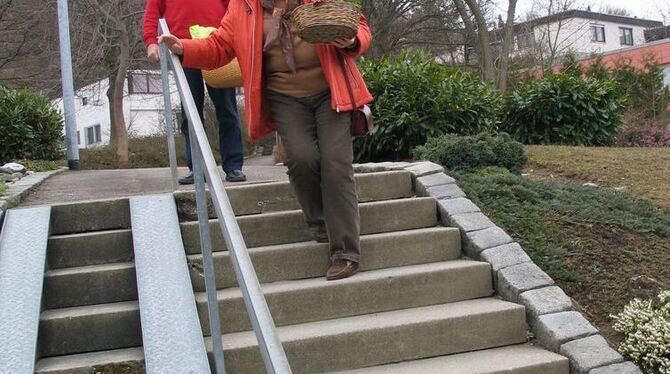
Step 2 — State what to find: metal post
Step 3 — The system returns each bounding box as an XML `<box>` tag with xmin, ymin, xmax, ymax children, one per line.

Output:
<box><xmin>190</xmin><ymin>128</ymin><xmax>226</xmax><ymax>374</ymax></box>
<box><xmin>159</xmin><ymin>38</ymin><xmax>179</xmax><ymax>190</ymax></box>
<box><xmin>57</xmin><ymin>0</ymin><xmax>80</xmax><ymax>170</ymax></box>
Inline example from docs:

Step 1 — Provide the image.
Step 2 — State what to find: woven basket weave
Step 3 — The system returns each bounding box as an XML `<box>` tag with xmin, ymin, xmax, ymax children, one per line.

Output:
<box><xmin>291</xmin><ymin>1</ymin><xmax>361</xmax><ymax>44</ymax></box>
<box><xmin>202</xmin><ymin>58</ymin><xmax>243</xmax><ymax>88</ymax></box>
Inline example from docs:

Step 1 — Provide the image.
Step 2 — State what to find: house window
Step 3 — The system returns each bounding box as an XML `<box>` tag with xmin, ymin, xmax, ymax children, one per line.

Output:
<box><xmin>591</xmin><ymin>25</ymin><xmax>606</xmax><ymax>42</ymax></box>
<box><xmin>516</xmin><ymin>33</ymin><xmax>535</xmax><ymax>50</ymax></box>
<box><xmin>620</xmin><ymin>27</ymin><xmax>634</xmax><ymax>46</ymax></box>
<box><xmin>85</xmin><ymin>124</ymin><xmax>102</xmax><ymax>146</ymax></box>
<box><xmin>81</xmin><ymin>97</ymin><xmax>88</xmax><ymax>106</ymax></box>
<box><xmin>128</xmin><ymin>72</ymin><xmax>162</xmax><ymax>94</ymax></box>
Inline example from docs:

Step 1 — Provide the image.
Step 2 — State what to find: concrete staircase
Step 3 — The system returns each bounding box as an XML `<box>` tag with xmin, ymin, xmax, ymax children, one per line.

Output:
<box><xmin>33</xmin><ymin>170</ymin><xmax>568</xmax><ymax>373</ymax></box>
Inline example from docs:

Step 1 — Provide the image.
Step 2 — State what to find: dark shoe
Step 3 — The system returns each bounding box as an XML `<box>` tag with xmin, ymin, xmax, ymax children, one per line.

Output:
<box><xmin>225</xmin><ymin>170</ymin><xmax>247</xmax><ymax>182</ymax></box>
<box><xmin>326</xmin><ymin>259</ymin><xmax>359</xmax><ymax>281</ymax></box>
<box><xmin>314</xmin><ymin>234</ymin><xmax>329</xmax><ymax>243</ymax></box>
<box><xmin>178</xmin><ymin>171</ymin><xmax>194</xmax><ymax>185</ymax></box>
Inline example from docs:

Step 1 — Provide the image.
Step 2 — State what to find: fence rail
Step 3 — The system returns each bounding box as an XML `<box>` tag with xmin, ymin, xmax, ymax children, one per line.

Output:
<box><xmin>158</xmin><ymin>18</ymin><xmax>292</xmax><ymax>374</ymax></box>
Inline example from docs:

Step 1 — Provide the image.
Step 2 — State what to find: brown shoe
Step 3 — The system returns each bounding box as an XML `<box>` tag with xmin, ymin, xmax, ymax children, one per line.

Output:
<box><xmin>326</xmin><ymin>259</ymin><xmax>359</xmax><ymax>281</ymax></box>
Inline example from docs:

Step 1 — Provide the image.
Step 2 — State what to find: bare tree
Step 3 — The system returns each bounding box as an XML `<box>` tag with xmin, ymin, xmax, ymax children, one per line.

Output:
<box><xmin>599</xmin><ymin>5</ymin><xmax>631</xmax><ymax>17</ymax></box>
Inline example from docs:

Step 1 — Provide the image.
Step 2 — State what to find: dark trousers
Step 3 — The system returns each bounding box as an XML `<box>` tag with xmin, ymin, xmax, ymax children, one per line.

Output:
<box><xmin>267</xmin><ymin>90</ymin><xmax>361</xmax><ymax>263</ymax></box>
<box><xmin>181</xmin><ymin>68</ymin><xmax>243</xmax><ymax>173</ymax></box>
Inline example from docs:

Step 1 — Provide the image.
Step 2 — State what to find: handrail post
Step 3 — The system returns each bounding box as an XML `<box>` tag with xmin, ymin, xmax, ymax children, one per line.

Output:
<box><xmin>190</xmin><ymin>128</ymin><xmax>226</xmax><ymax>374</ymax></box>
<box><xmin>158</xmin><ymin>25</ymin><xmax>179</xmax><ymax>190</ymax></box>
<box><xmin>158</xmin><ymin>18</ymin><xmax>292</xmax><ymax>374</ymax></box>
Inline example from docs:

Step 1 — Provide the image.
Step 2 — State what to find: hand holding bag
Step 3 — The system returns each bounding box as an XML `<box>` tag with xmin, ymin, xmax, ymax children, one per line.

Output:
<box><xmin>337</xmin><ymin>52</ymin><xmax>374</xmax><ymax>137</ymax></box>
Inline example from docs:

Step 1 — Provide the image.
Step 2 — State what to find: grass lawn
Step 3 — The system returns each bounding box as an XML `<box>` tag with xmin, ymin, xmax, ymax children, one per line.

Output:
<box><xmin>525</xmin><ymin>146</ymin><xmax>670</xmax><ymax>211</ymax></box>
<box><xmin>454</xmin><ymin>167</ymin><xmax>670</xmax><ymax>347</ymax></box>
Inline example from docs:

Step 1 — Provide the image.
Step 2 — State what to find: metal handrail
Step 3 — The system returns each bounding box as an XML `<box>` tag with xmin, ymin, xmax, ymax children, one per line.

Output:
<box><xmin>158</xmin><ymin>19</ymin><xmax>292</xmax><ymax>374</ymax></box>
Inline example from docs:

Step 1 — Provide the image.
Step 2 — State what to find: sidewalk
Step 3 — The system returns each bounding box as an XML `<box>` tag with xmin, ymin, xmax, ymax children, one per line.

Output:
<box><xmin>20</xmin><ymin>156</ymin><xmax>288</xmax><ymax>206</ymax></box>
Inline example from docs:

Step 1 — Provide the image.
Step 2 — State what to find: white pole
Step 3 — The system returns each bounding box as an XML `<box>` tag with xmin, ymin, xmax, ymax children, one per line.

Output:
<box><xmin>57</xmin><ymin>0</ymin><xmax>80</xmax><ymax>170</ymax></box>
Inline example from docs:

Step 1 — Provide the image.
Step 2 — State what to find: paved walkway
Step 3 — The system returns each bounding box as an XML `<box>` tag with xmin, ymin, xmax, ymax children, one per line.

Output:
<box><xmin>20</xmin><ymin>156</ymin><xmax>288</xmax><ymax>206</ymax></box>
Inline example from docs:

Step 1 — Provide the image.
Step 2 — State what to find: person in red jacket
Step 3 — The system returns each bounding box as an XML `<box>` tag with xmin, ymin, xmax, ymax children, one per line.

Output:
<box><xmin>161</xmin><ymin>0</ymin><xmax>373</xmax><ymax>280</ymax></box>
<box><xmin>143</xmin><ymin>0</ymin><xmax>247</xmax><ymax>184</ymax></box>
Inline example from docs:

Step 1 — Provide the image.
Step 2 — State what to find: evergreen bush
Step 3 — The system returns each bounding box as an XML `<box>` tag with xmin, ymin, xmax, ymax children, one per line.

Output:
<box><xmin>501</xmin><ymin>74</ymin><xmax>625</xmax><ymax>145</ymax></box>
<box><xmin>354</xmin><ymin>51</ymin><xmax>500</xmax><ymax>161</ymax></box>
<box><xmin>0</xmin><ymin>86</ymin><xmax>64</xmax><ymax>162</ymax></box>
<box><xmin>412</xmin><ymin>132</ymin><xmax>527</xmax><ymax>173</ymax></box>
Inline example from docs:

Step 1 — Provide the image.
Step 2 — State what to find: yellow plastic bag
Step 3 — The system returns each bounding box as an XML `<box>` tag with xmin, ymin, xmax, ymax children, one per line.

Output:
<box><xmin>189</xmin><ymin>25</ymin><xmax>243</xmax><ymax>88</ymax></box>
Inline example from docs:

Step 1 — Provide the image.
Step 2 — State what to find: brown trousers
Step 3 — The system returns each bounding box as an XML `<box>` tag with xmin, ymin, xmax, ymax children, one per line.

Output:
<box><xmin>266</xmin><ymin>90</ymin><xmax>361</xmax><ymax>263</ymax></box>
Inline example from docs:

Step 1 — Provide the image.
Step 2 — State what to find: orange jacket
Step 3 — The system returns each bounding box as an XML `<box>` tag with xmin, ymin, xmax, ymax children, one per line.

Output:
<box><xmin>181</xmin><ymin>0</ymin><xmax>373</xmax><ymax>142</ymax></box>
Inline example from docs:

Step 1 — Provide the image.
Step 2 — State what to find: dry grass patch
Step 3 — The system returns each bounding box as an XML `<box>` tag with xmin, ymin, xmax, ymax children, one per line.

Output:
<box><xmin>525</xmin><ymin>146</ymin><xmax>670</xmax><ymax>211</ymax></box>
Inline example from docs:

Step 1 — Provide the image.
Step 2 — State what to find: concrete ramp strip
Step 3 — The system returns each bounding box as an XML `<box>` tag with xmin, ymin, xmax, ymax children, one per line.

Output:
<box><xmin>129</xmin><ymin>194</ymin><xmax>210</xmax><ymax>374</ymax></box>
<box><xmin>0</xmin><ymin>206</ymin><xmax>51</xmax><ymax>373</ymax></box>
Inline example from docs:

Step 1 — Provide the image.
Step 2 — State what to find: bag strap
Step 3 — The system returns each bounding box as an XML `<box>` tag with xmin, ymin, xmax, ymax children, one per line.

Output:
<box><xmin>337</xmin><ymin>51</ymin><xmax>357</xmax><ymax>110</ymax></box>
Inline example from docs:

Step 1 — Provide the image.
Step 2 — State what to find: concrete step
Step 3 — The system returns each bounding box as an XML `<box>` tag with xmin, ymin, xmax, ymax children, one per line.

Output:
<box><xmin>43</xmin><ymin>263</ymin><xmax>136</xmax><ymax>309</ymax></box>
<box><xmin>37</xmin><ymin>259</ymin><xmax>487</xmax><ymax>358</ymax></box>
<box><xmin>196</xmin><ymin>260</ymin><xmax>493</xmax><ymax>334</ymax></box>
<box><xmin>49</xmin><ymin>171</ymin><xmax>414</xmax><ymax>235</ymax></box>
<box><xmin>35</xmin><ymin>298</ymin><xmax>526</xmax><ymax>373</ymax></box>
<box><xmin>47</xmin><ymin>229</ymin><xmax>133</xmax><ymax>269</ymax></box>
<box><xmin>35</xmin><ymin>347</ymin><xmax>145</xmax><ymax>374</ymax></box>
<box><xmin>209</xmin><ymin>298</ymin><xmax>527</xmax><ymax>373</ymax></box>
<box><xmin>188</xmin><ymin>226</ymin><xmax>461</xmax><ymax>291</ymax></box>
<box><xmin>331</xmin><ymin>344</ymin><xmax>569</xmax><ymax>374</ymax></box>
<box><xmin>181</xmin><ymin>197</ymin><xmax>438</xmax><ymax>254</ymax></box>
<box><xmin>50</xmin><ymin>198</ymin><xmax>131</xmax><ymax>235</ymax></box>
<box><xmin>38</xmin><ymin>301</ymin><xmax>141</xmax><ymax>358</ymax></box>
<box><xmin>175</xmin><ymin>170</ymin><xmax>413</xmax><ymax>219</ymax></box>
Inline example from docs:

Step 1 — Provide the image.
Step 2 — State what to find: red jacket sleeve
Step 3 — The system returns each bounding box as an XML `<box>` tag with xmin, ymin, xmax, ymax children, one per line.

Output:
<box><xmin>181</xmin><ymin>11</ymin><xmax>236</xmax><ymax>70</ymax></box>
<box><xmin>343</xmin><ymin>15</ymin><xmax>372</xmax><ymax>57</ymax></box>
<box><xmin>143</xmin><ymin>0</ymin><xmax>164</xmax><ymax>47</ymax></box>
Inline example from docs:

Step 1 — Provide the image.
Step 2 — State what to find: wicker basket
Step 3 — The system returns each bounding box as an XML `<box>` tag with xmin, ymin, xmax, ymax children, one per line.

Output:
<box><xmin>189</xmin><ymin>25</ymin><xmax>243</xmax><ymax>88</ymax></box>
<box><xmin>202</xmin><ymin>58</ymin><xmax>243</xmax><ymax>88</ymax></box>
<box><xmin>291</xmin><ymin>1</ymin><xmax>361</xmax><ymax>44</ymax></box>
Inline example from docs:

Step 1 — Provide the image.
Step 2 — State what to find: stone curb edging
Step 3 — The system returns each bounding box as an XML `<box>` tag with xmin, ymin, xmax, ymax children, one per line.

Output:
<box><xmin>0</xmin><ymin>168</ymin><xmax>67</xmax><ymax>226</ymax></box>
<box><xmin>353</xmin><ymin>161</ymin><xmax>640</xmax><ymax>374</ymax></box>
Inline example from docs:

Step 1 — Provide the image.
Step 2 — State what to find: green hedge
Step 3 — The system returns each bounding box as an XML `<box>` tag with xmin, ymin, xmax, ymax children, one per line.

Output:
<box><xmin>413</xmin><ymin>132</ymin><xmax>527</xmax><ymax>173</ymax></box>
<box><xmin>354</xmin><ymin>52</ymin><xmax>500</xmax><ymax>161</ymax></box>
<box><xmin>0</xmin><ymin>86</ymin><xmax>64</xmax><ymax>162</ymax></box>
<box><xmin>501</xmin><ymin>75</ymin><xmax>625</xmax><ymax>146</ymax></box>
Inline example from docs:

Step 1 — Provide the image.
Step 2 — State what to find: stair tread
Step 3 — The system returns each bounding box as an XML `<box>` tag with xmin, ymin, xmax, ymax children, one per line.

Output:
<box><xmin>210</xmin><ymin>298</ymin><xmax>524</xmax><ymax>351</ymax></box>
<box><xmin>45</xmin><ymin>261</ymin><xmax>134</xmax><ymax>277</ymax></box>
<box><xmin>35</xmin><ymin>347</ymin><xmax>144</xmax><ymax>373</ymax></box>
<box><xmin>196</xmin><ymin>259</ymin><xmax>489</xmax><ymax>299</ymax></box>
<box><xmin>330</xmin><ymin>344</ymin><xmax>569</xmax><ymax>374</ymax></box>
<box><xmin>41</xmin><ymin>259</ymin><xmax>486</xmax><ymax>320</ymax></box>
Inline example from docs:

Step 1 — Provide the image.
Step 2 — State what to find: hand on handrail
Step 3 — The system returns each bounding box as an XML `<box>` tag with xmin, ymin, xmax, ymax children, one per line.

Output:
<box><xmin>158</xmin><ymin>34</ymin><xmax>184</xmax><ymax>56</ymax></box>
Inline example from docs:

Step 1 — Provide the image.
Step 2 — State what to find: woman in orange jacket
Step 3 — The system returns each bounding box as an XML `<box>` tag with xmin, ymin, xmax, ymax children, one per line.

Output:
<box><xmin>161</xmin><ymin>0</ymin><xmax>373</xmax><ymax>280</ymax></box>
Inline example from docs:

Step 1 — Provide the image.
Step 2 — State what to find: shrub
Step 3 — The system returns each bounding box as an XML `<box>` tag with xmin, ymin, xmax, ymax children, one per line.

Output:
<box><xmin>611</xmin><ymin>290</ymin><xmax>670</xmax><ymax>373</ymax></box>
<box><xmin>0</xmin><ymin>181</ymin><xmax>6</xmax><ymax>194</ymax></box>
<box><xmin>354</xmin><ymin>51</ymin><xmax>501</xmax><ymax>161</ymax></box>
<box><xmin>412</xmin><ymin>132</ymin><xmax>527</xmax><ymax>173</ymax></box>
<box><xmin>501</xmin><ymin>74</ymin><xmax>625</xmax><ymax>145</ymax></box>
<box><xmin>617</xmin><ymin>120</ymin><xmax>670</xmax><ymax>147</ymax></box>
<box><xmin>586</xmin><ymin>55</ymin><xmax>670</xmax><ymax>120</ymax></box>
<box><xmin>0</xmin><ymin>86</ymin><xmax>64</xmax><ymax>162</ymax></box>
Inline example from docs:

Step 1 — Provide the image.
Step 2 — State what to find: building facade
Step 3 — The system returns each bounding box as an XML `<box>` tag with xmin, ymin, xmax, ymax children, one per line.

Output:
<box><xmin>512</xmin><ymin>10</ymin><xmax>662</xmax><ymax>60</ymax></box>
<box><xmin>53</xmin><ymin>70</ymin><xmax>181</xmax><ymax>149</ymax></box>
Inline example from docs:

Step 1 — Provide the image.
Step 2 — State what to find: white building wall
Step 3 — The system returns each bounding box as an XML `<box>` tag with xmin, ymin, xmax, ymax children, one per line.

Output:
<box><xmin>53</xmin><ymin>70</ymin><xmax>181</xmax><ymax>149</ymax></box>
<box><xmin>519</xmin><ymin>17</ymin><xmax>652</xmax><ymax>58</ymax></box>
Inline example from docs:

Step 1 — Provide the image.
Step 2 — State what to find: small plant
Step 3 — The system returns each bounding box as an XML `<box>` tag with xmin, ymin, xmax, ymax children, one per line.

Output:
<box><xmin>412</xmin><ymin>132</ymin><xmax>527</xmax><ymax>173</ymax></box>
<box><xmin>611</xmin><ymin>290</ymin><xmax>670</xmax><ymax>373</ymax></box>
<box><xmin>0</xmin><ymin>181</ymin><xmax>7</xmax><ymax>194</ymax></box>
<box><xmin>0</xmin><ymin>86</ymin><xmax>64</xmax><ymax>162</ymax></box>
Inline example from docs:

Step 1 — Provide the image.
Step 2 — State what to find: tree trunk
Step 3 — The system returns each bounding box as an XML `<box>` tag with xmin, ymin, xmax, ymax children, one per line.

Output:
<box><xmin>452</xmin><ymin>0</ymin><xmax>480</xmax><ymax>66</ymax></box>
<box><xmin>110</xmin><ymin>38</ymin><xmax>130</xmax><ymax>168</ymax></box>
<box><xmin>497</xmin><ymin>0</ymin><xmax>518</xmax><ymax>91</ymax></box>
<box><xmin>462</xmin><ymin>0</ymin><xmax>495</xmax><ymax>82</ymax></box>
